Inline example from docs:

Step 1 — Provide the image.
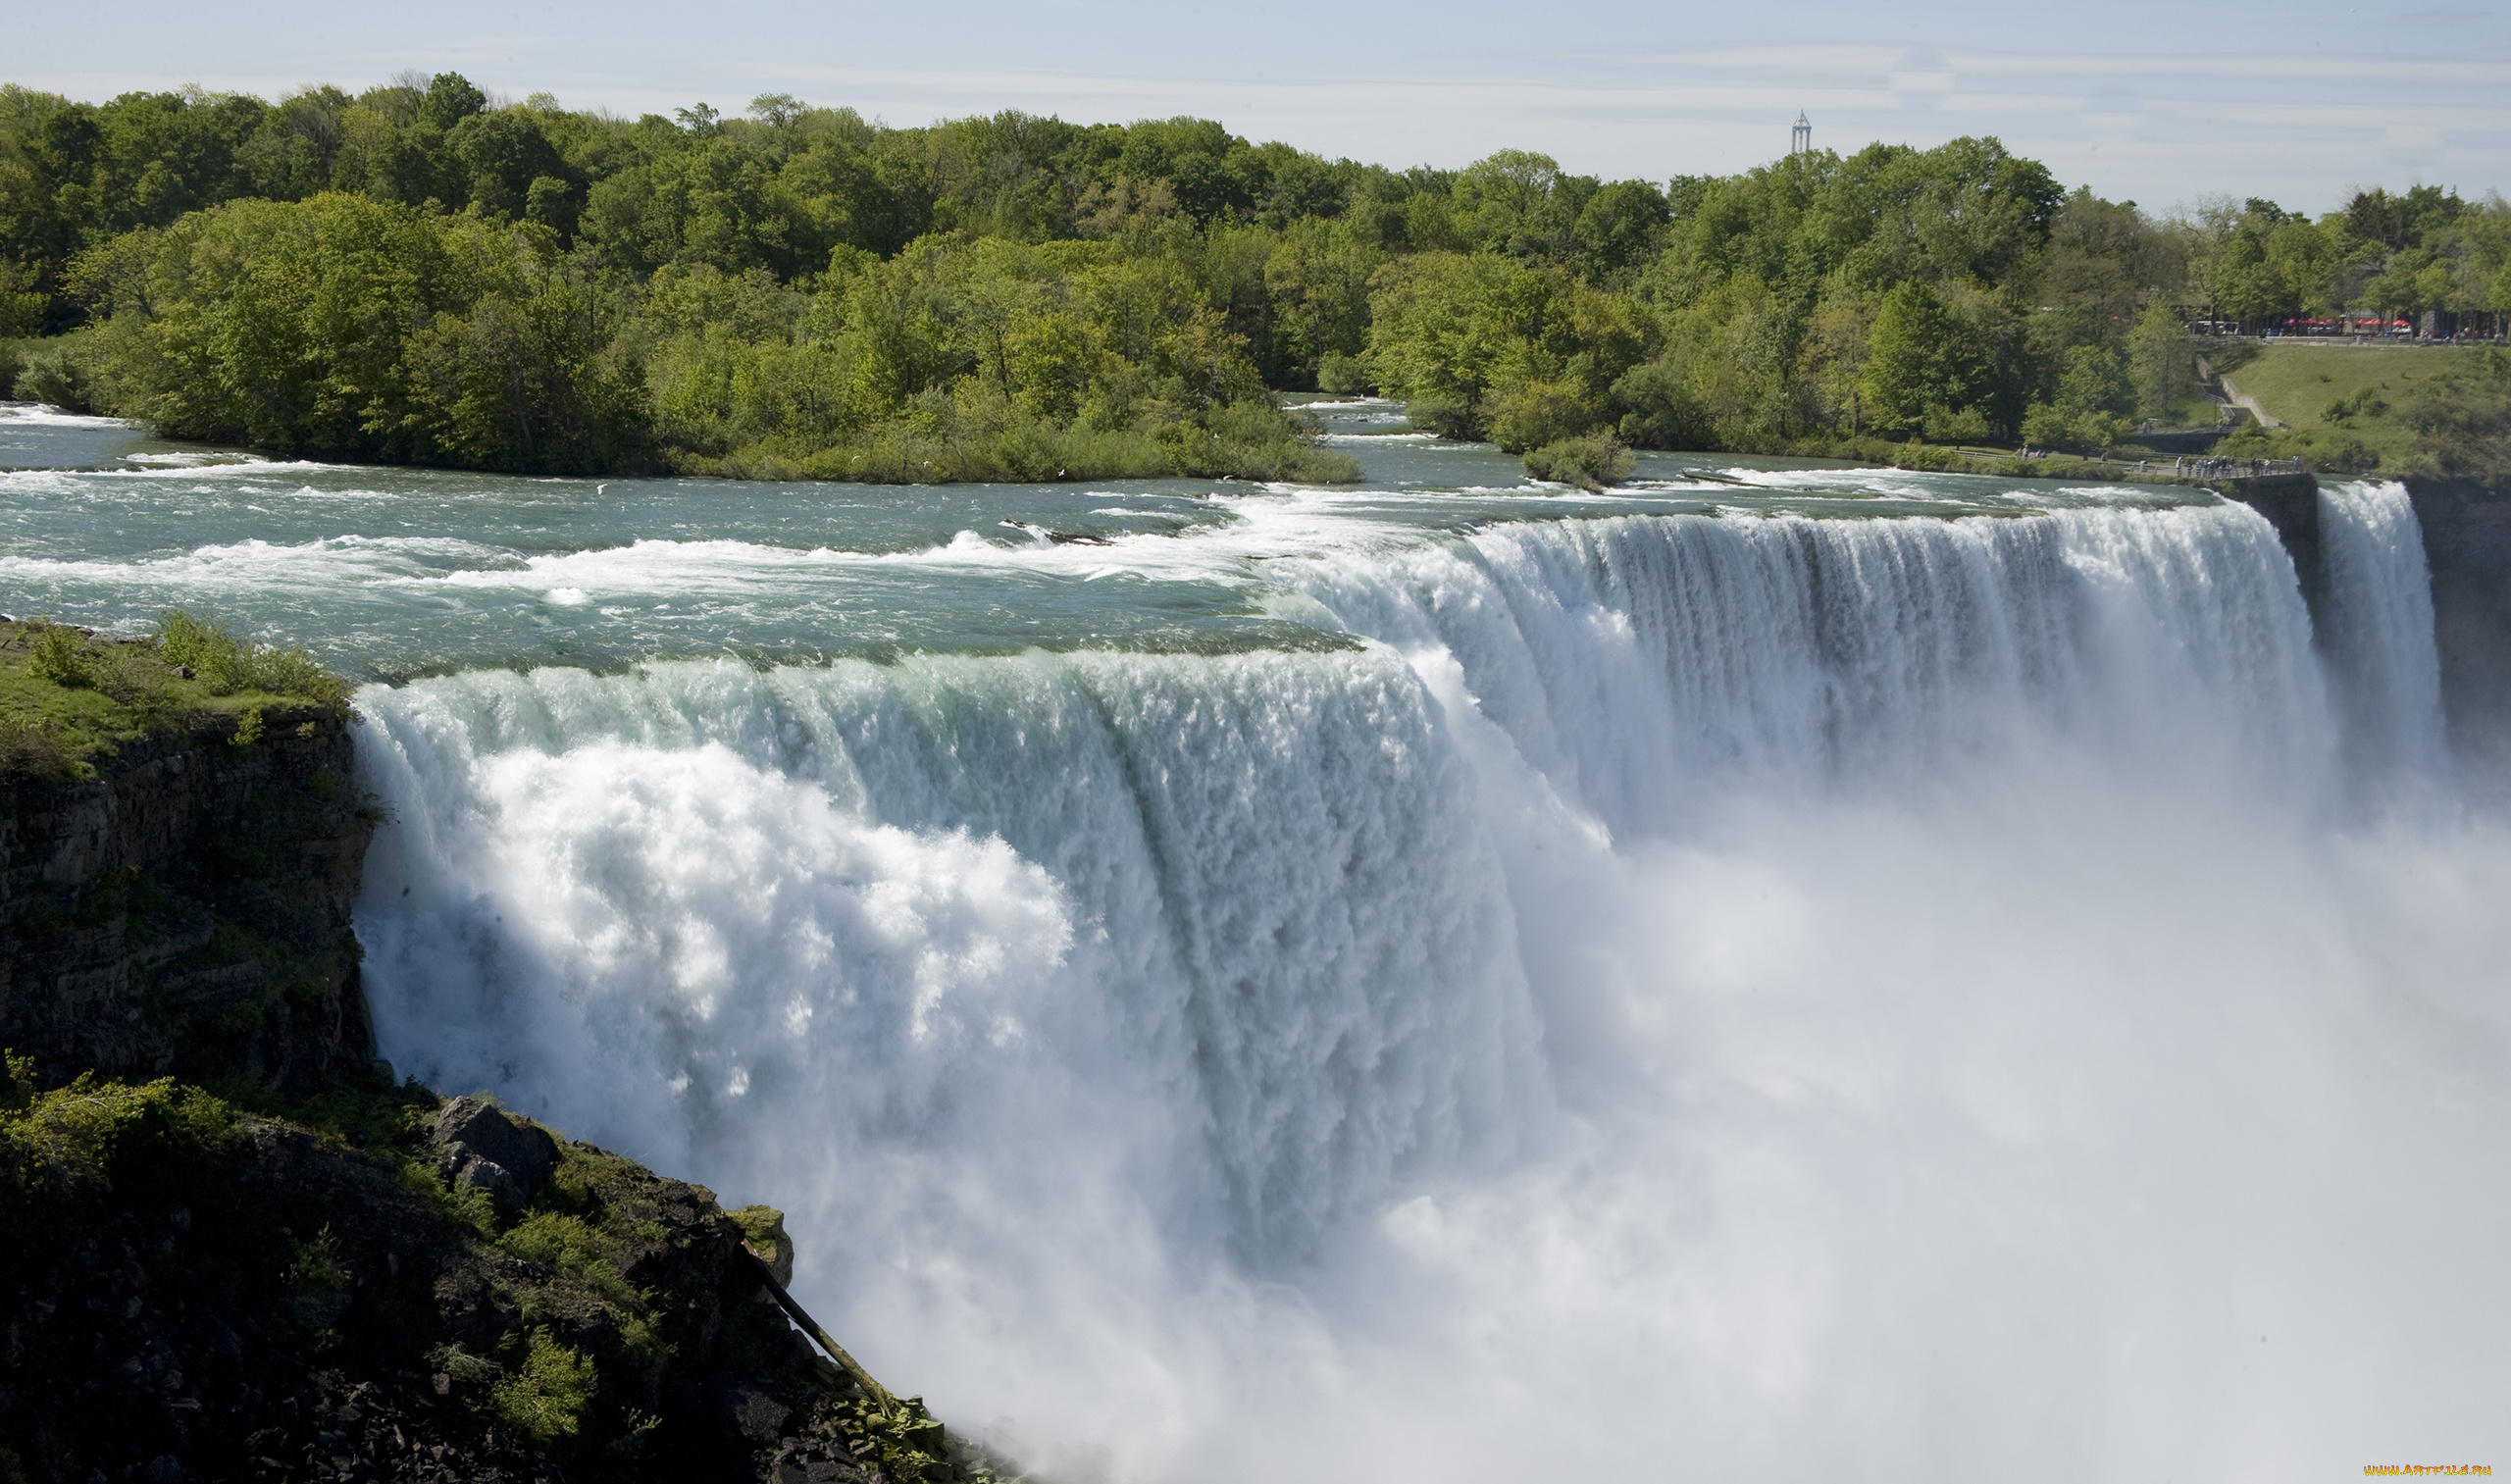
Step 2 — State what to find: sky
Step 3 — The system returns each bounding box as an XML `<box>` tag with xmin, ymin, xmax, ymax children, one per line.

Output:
<box><xmin>15</xmin><ymin>0</ymin><xmax>2510</xmax><ymax>215</ymax></box>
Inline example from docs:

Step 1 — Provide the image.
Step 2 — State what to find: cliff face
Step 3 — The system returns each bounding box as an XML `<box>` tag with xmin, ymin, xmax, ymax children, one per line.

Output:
<box><xmin>1</xmin><ymin>710</ymin><xmax>377</xmax><ymax>1088</ymax></box>
<box><xmin>2407</xmin><ymin>478</ymin><xmax>2511</xmax><ymax>766</ymax></box>
<box><xmin>2208</xmin><ymin>473</ymin><xmax>2326</xmax><ymax>623</ymax></box>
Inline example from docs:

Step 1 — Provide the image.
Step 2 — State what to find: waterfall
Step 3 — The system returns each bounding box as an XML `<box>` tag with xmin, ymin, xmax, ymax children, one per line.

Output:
<box><xmin>1274</xmin><ymin>499</ymin><xmax>2336</xmax><ymax>832</ymax></box>
<box><xmin>2317</xmin><ymin>479</ymin><xmax>2451</xmax><ymax>789</ymax></box>
<box><xmin>353</xmin><ymin>491</ymin><xmax>2511</xmax><ymax>1481</ymax></box>
<box><xmin>355</xmin><ymin>646</ymin><xmax>1547</xmax><ymax>1262</ymax></box>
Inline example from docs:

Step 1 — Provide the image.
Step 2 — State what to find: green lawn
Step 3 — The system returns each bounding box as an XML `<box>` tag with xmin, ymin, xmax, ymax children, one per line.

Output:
<box><xmin>2221</xmin><ymin>343</ymin><xmax>2487</xmax><ymax>466</ymax></box>
<box><xmin>2158</xmin><ymin>386</ymin><xmax>2223</xmax><ymax>433</ymax></box>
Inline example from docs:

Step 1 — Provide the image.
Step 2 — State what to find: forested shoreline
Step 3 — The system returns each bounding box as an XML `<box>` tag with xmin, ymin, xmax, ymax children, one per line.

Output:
<box><xmin>3</xmin><ymin>74</ymin><xmax>2507</xmax><ymax>482</ymax></box>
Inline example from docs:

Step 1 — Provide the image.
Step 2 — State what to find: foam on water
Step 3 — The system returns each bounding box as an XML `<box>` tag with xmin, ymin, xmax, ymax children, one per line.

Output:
<box><xmin>0</xmin><ymin>400</ymin><xmax>132</xmax><ymax>429</ymax></box>
<box><xmin>1</xmin><ymin>534</ymin><xmax>512</xmax><ymax>586</ymax></box>
<box><xmin>343</xmin><ymin>487</ymin><xmax>2511</xmax><ymax>1479</ymax></box>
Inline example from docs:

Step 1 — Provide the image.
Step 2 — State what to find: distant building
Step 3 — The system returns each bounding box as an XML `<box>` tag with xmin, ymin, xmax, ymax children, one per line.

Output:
<box><xmin>1792</xmin><ymin>113</ymin><xmax>1812</xmax><ymax>154</ymax></box>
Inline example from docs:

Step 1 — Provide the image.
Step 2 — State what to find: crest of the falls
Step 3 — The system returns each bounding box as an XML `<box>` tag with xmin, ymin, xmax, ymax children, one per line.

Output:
<box><xmin>1273</xmin><ymin>498</ymin><xmax>2340</xmax><ymax>832</ymax></box>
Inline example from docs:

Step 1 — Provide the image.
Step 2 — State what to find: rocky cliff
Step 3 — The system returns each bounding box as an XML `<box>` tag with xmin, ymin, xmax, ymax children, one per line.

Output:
<box><xmin>0</xmin><ymin>1066</ymin><xmax>978</xmax><ymax>1484</ymax></box>
<box><xmin>2406</xmin><ymin>478</ymin><xmax>2511</xmax><ymax>766</ymax></box>
<box><xmin>2</xmin><ymin>709</ymin><xmax>376</xmax><ymax>1089</ymax></box>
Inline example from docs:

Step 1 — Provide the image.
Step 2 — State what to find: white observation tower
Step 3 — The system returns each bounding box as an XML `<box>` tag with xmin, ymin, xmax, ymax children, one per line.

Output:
<box><xmin>1792</xmin><ymin>112</ymin><xmax>1812</xmax><ymax>154</ymax></box>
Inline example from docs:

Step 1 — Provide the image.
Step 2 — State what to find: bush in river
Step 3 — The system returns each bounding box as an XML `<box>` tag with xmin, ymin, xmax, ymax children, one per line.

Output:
<box><xmin>1522</xmin><ymin>434</ymin><xmax>1636</xmax><ymax>490</ymax></box>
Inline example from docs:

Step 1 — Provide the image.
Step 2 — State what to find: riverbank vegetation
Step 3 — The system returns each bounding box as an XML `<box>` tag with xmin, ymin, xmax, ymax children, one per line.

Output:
<box><xmin>3</xmin><ymin>76</ymin><xmax>2506</xmax><ymax>481</ymax></box>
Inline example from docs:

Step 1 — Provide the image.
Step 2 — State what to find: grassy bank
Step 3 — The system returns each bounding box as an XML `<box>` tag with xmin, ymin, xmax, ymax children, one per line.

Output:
<box><xmin>2201</xmin><ymin>341</ymin><xmax>2511</xmax><ymax>477</ymax></box>
<box><xmin>0</xmin><ymin>614</ymin><xmax>350</xmax><ymax>784</ymax></box>
<box><xmin>2215</xmin><ymin>342</ymin><xmax>2491</xmax><ymax>465</ymax></box>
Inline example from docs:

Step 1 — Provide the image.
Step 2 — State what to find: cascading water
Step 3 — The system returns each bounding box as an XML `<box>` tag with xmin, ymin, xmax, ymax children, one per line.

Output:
<box><xmin>2317</xmin><ymin>480</ymin><xmax>2451</xmax><ymax>789</ymax></box>
<box><xmin>8</xmin><ymin>397</ymin><xmax>2502</xmax><ymax>1480</ymax></box>
<box><xmin>343</xmin><ymin>490</ymin><xmax>2510</xmax><ymax>1479</ymax></box>
<box><xmin>353</xmin><ymin>646</ymin><xmax>1545</xmax><ymax>1262</ymax></box>
<box><xmin>1273</xmin><ymin>499</ymin><xmax>2338</xmax><ymax>828</ymax></box>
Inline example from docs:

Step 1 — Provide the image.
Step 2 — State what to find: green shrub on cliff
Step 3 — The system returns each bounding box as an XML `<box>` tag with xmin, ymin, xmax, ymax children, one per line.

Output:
<box><xmin>489</xmin><ymin>1328</ymin><xmax>600</xmax><ymax>1444</ymax></box>
<box><xmin>0</xmin><ymin>1054</ymin><xmax>240</xmax><ymax>1216</ymax></box>
<box><xmin>24</xmin><ymin>625</ymin><xmax>92</xmax><ymax>689</ymax></box>
<box><xmin>0</xmin><ymin>612</ymin><xmax>351</xmax><ymax>782</ymax></box>
<box><xmin>154</xmin><ymin>609</ymin><xmax>350</xmax><ymax>706</ymax></box>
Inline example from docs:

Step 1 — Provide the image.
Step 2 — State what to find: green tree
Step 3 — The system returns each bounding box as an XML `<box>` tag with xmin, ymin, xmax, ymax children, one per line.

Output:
<box><xmin>0</xmin><ymin>259</ymin><xmax>44</xmax><ymax>335</ymax></box>
<box><xmin>1571</xmin><ymin>179</ymin><xmax>1670</xmax><ymax>283</ymax></box>
<box><xmin>446</xmin><ymin>111</ymin><xmax>567</xmax><ymax>223</ymax></box>
<box><xmin>2215</xmin><ymin>229</ymin><xmax>2297</xmax><ymax>325</ymax></box>
<box><xmin>1861</xmin><ymin>280</ymin><xmax>1989</xmax><ymax>435</ymax></box>
<box><xmin>2263</xmin><ymin>219</ymin><xmax>2340</xmax><ymax>318</ymax></box>
<box><xmin>68</xmin><ymin>192</ymin><xmax>649</xmax><ymax>472</ymax></box>
<box><xmin>2127</xmin><ymin>300</ymin><xmax>2194</xmax><ymax>421</ymax></box>
<box><xmin>1363</xmin><ymin>251</ymin><xmax>1640</xmax><ymax>445</ymax></box>
<box><xmin>1259</xmin><ymin>216</ymin><xmax>1381</xmax><ymax>388</ymax></box>
<box><xmin>416</xmin><ymin>73</ymin><xmax>487</xmax><ymax>132</ymax></box>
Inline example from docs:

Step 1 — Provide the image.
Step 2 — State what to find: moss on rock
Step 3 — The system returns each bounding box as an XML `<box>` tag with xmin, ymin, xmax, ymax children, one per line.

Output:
<box><xmin>0</xmin><ymin>1055</ymin><xmax>999</xmax><ymax>1482</ymax></box>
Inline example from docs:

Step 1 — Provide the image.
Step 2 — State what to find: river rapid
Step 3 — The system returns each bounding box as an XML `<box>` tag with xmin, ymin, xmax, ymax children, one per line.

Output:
<box><xmin>7</xmin><ymin>397</ymin><xmax>2506</xmax><ymax>1481</ymax></box>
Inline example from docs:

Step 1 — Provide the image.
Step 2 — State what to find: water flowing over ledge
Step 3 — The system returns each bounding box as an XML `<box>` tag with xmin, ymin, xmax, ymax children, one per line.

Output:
<box><xmin>338</xmin><ymin>484</ymin><xmax>2507</xmax><ymax>1480</ymax></box>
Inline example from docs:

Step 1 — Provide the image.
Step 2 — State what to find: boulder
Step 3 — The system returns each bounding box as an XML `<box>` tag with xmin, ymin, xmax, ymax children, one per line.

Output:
<box><xmin>428</xmin><ymin>1097</ymin><xmax>559</xmax><ymax>1219</ymax></box>
<box><xmin>735</xmin><ymin>1203</ymin><xmax>797</xmax><ymax>1287</ymax></box>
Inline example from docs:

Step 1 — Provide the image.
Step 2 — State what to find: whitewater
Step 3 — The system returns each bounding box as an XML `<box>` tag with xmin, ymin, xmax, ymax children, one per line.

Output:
<box><xmin>8</xmin><ymin>398</ymin><xmax>2505</xmax><ymax>1480</ymax></box>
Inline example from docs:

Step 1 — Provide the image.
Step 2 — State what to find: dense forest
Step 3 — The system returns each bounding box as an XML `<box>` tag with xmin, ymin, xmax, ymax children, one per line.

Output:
<box><xmin>3</xmin><ymin>74</ymin><xmax>2508</xmax><ymax>480</ymax></box>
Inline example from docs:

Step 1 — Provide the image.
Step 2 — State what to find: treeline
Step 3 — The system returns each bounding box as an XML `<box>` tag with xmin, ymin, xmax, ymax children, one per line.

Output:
<box><xmin>3</xmin><ymin>75</ymin><xmax>2507</xmax><ymax>479</ymax></box>
<box><xmin>2208</xmin><ymin>187</ymin><xmax>2509</xmax><ymax>331</ymax></box>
